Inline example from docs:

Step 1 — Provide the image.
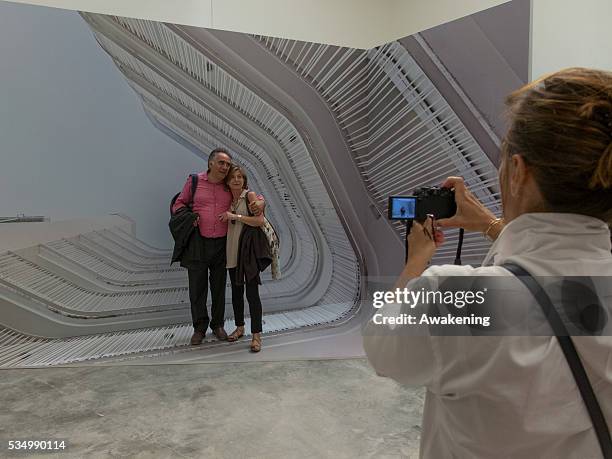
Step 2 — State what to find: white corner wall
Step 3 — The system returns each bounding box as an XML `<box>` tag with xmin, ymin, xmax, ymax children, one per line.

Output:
<box><xmin>530</xmin><ymin>0</ymin><xmax>612</xmax><ymax>81</ymax></box>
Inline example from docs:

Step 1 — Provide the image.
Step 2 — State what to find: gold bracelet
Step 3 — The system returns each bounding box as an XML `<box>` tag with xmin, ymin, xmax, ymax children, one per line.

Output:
<box><xmin>484</xmin><ymin>218</ymin><xmax>503</xmax><ymax>242</ymax></box>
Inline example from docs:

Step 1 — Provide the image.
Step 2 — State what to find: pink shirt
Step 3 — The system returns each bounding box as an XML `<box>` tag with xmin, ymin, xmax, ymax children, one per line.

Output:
<box><xmin>173</xmin><ymin>172</ymin><xmax>231</xmax><ymax>238</ymax></box>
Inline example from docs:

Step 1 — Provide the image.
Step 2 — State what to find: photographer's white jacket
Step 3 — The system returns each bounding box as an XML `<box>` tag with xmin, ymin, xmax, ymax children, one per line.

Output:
<box><xmin>363</xmin><ymin>213</ymin><xmax>612</xmax><ymax>459</ymax></box>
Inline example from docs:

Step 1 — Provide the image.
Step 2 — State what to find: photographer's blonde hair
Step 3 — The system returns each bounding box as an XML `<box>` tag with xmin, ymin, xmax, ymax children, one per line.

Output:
<box><xmin>504</xmin><ymin>67</ymin><xmax>612</xmax><ymax>223</ymax></box>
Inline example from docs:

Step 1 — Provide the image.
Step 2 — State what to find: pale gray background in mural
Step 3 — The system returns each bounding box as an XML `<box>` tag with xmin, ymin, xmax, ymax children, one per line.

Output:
<box><xmin>0</xmin><ymin>2</ymin><xmax>204</xmax><ymax>246</ymax></box>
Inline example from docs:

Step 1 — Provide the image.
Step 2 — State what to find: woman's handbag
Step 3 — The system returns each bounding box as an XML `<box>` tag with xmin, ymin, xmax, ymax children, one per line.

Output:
<box><xmin>246</xmin><ymin>194</ymin><xmax>281</xmax><ymax>280</ymax></box>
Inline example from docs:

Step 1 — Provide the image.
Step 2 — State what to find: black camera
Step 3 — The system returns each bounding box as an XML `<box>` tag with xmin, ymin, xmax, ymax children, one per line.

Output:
<box><xmin>388</xmin><ymin>187</ymin><xmax>456</xmax><ymax>221</ymax></box>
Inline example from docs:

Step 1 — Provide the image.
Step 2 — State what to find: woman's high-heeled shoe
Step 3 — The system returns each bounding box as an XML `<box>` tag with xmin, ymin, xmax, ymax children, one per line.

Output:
<box><xmin>250</xmin><ymin>333</ymin><xmax>262</xmax><ymax>353</ymax></box>
<box><xmin>227</xmin><ymin>326</ymin><xmax>245</xmax><ymax>342</ymax></box>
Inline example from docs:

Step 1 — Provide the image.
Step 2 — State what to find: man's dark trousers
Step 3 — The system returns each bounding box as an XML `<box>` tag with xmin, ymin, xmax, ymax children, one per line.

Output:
<box><xmin>187</xmin><ymin>236</ymin><xmax>227</xmax><ymax>333</ymax></box>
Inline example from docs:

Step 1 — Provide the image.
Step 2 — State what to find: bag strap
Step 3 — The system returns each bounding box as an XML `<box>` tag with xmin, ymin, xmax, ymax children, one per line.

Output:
<box><xmin>243</xmin><ymin>192</ymin><xmax>281</xmax><ymax>246</ymax></box>
<box><xmin>503</xmin><ymin>262</ymin><xmax>612</xmax><ymax>458</ymax></box>
<box><xmin>244</xmin><ymin>192</ymin><xmax>279</xmax><ymax>242</ymax></box>
<box><xmin>244</xmin><ymin>190</ymin><xmax>254</xmax><ymax>217</ymax></box>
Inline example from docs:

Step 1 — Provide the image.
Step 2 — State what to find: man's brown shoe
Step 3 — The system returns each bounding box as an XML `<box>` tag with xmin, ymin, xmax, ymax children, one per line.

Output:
<box><xmin>213</xmin><ymin>327</ymin><xmax>228</xmax><ymax>341</ymax></box>
<box><xmin>190</xmin><ymin>330</ymin><xmax>205</xmax><ymax>345</ymax></box>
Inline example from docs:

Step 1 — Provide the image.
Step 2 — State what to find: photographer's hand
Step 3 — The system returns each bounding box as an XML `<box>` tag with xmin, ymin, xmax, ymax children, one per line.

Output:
<box><xmin>394</xmin><ymin>217</ymin><xmax>444</xmax><ymax>289</ymax></box>
<box><xmin>436</xmin><ymin>177</ymin><xmax>500</xmax><ymax>234</ymax></box>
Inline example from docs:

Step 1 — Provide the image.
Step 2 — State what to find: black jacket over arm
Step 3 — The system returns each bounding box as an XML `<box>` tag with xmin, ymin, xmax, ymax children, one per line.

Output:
<box><xmin>236</xmin><ymin>226</ymin><xmax>271</xmax><ymax>285</ymax></box>
<box><xmin>169</xmin><ymin>209</ymin><xmax>198</xmax><ymax>265</ymax></box>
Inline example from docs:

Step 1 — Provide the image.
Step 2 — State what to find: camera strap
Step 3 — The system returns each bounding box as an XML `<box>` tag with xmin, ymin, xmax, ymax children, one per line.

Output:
<box><xmin>404</xmin><ymin>220</ymin><xmax>413</xmax><ymax>264</ymax></box>
<box><xmin>503</xmin><ymin>262</ymin><xmax>612</xmax><ymax>459</ymax></box>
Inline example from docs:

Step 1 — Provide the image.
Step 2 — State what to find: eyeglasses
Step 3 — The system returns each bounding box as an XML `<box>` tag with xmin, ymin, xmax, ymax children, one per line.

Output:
<box><xmin>217</xmin><ymin>160</ymin><xmax>231</xmax><ymax>167</ymax></box>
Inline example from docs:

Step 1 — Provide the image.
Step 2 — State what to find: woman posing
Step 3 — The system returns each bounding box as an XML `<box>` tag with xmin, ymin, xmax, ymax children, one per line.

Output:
<box><xmin>220</xmin><ymin>164</ymin><xmax>265</xmax><ymax>352</ymax></box>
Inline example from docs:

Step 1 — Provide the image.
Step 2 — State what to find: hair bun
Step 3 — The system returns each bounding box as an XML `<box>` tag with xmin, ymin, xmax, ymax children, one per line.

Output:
<box><xmin>578</xmin><ymin>99</ymin><xmax>612</xmax><ymax>123</ymax></box>
<box><xmin>589</xmin><ymin>143</ymin><xmax>612</xmax><ymax>189</ymax></box>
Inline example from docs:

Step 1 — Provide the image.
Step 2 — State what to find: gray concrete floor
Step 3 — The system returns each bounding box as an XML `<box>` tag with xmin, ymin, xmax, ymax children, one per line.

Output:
<box><xmin>1</xmin><ymin>359</ymin><xmax>424</xmax><ymax>458</ymax></box>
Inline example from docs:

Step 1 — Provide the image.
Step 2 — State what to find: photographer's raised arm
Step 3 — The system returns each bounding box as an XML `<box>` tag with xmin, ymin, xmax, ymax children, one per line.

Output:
<box><xmin>394</xmin><ymin>217</ymin><xmax>444</xmax><ymax>290</ymax></box>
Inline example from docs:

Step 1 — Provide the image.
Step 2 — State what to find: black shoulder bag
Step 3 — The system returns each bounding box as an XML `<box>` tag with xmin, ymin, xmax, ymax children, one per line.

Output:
<box><xmin>503</xmin><ymin>262</ymin><xmax>612</xmax><ymax>459</ymax></box>
<box><xmin>170</xmin><ymin>173</ymin><xmax>198</xmax><ymax>214</ymax></box>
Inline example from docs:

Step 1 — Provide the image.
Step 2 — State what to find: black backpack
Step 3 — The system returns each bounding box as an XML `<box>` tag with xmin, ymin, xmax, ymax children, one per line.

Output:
<box><xmin>170</xmin><ymin>174</ymin><xmax>198</xmax><ymax>215</ymax></box>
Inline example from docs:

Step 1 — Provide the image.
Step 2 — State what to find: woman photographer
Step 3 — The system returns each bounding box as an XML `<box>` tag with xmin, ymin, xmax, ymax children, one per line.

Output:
<box><xmin>363</xmin><ymin>67</ymin><xmax>612</xmax><ymax>458</ymax></box>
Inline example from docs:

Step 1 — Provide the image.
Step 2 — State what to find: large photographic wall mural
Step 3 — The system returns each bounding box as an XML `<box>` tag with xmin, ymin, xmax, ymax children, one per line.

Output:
<box><xmin>0</xmin><ymin>1</ymin><xmax>501</xmax><ymax>367</ymax></box>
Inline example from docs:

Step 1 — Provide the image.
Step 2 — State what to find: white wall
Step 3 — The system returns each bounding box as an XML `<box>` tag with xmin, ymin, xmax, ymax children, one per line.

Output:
<box><xmin>6</xmin><ymin>0</ymin><xmax>509</xmax><ymax>48</ymax></box>
<box><xmin>530</xmin><ymin>0</ymin><xmax>612</xmax><ymax>80</ymax></box>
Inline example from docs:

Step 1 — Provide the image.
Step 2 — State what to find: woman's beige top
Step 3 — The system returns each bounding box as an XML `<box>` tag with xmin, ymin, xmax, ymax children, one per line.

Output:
<box><xmin>226</xmin><ymin>189</ymin><xmax>248</xmax><ymax>269</ymax></box>
<box><xmin>363</xmin><ymin>213</ymin><xmax>612</xmax><ymax>458</ymax></box>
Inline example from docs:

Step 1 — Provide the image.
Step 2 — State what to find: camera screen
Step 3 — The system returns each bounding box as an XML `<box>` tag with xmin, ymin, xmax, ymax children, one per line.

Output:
<box><xmin>388</xmin><ymin>196</ymin><xmax>416</xmax><ymax>220</ymax></box>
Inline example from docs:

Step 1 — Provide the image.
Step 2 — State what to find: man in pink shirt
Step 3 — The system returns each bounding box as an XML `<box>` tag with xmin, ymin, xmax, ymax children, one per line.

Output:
<box><xmin>173</xmin><ymin>148</ymin><xmax>263</xmax><ymax>345</ymax></box>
